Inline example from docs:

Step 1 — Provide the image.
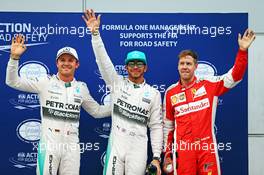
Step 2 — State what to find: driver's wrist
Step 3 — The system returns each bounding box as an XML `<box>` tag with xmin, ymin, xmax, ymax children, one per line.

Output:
<box><xmin>153</xmin><ymin>156</ymin><xmax>161</xmax><ymax>163</ymax></box>
<box><xmin>10</xmin><ymin>54</ymin><xmax>20</xmax><ymax>60</ymax></box>
<box><xmin>92</xmin><ymin>30</ymin><xmax>100</xmax><ymax>36</ymax></box>
<box><xmin>239</xmin><ymin>47</ymin><xmax>247</xmax><ymax>51</ymax></box>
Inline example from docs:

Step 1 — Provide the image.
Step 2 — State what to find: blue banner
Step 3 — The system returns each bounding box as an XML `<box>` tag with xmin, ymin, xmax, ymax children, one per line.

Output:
<box><xmin>0</xmin><ymin>12</ymin><xmax>247</xmax><ymax>175</ymax></box>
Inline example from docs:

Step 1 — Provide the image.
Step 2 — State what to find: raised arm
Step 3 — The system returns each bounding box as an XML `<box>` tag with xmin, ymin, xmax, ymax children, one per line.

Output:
<box><xmin>82</xmin><ymin>9</ymin><xmax>120</xmax><ymax>88</ymax></box>
<box><xmin>207</xmin><ymin>29</ymin><xmax>256</xmax><ymax>96</ymax></box>
<box><xmin>231</xmin><ymin>29</ymin><xmax>256</xmax><ymax>81</ymax></box>
<box><xmin>6</xmin><ymin>34</ymin><xmax>42</xmax><ymax>93</ymax></box>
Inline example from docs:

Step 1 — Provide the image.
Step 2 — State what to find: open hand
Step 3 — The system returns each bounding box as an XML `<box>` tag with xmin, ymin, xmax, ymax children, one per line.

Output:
<box><xmin>10</xmin><ymin>34</ymin><xmax>27</xmax><ymax>60</ymax></box>
<box><xmin>238</xmin><ymin>29</ymin><xmax>256</xmax><ymax>51</ymax></box>
<box><xmin>82</xmin><ymin>9</ymin><xmax>101</xmax><ymax>35</ymax></box>
<box><xmin>150</xmin><ymin>159</ymin><xmax>162</xmax><ymax>175</ymax></box>
<box><xmin>163</xmin><ymin>155</ymin><xmax>173</xmax><ymax>174</ymax></box>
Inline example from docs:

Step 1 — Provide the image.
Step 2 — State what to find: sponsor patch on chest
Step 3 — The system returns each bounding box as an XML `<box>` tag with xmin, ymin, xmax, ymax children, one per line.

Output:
<box><xmin>142</xmin><ymin>97</ymin><xmax>151</xmax><ymax>104</ymax></box>
<box><xmin>170</xmin><ymin>92</ymin><xmax>186</xmax><ymax>105</ymax></box>
<box><xmin>174</xmin><ymin>98</ymin><xmax>210</xmax><ymax>117</ymax></box>
<box><xmin>193</xmin><ymin>86</ymin><xmax>207</xmax><ymax>99</ymax></box>
<box><xmin>74</xmin><ymin>98</ymin><xmax>81</xmax><ymax>104</ymax></box>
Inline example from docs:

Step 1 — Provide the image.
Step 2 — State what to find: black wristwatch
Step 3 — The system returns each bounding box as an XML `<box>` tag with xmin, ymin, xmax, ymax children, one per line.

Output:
<box><xmin>153</xmin><ymin>156</ymin><xmax>161</xmax><ymax>162</ymax></box>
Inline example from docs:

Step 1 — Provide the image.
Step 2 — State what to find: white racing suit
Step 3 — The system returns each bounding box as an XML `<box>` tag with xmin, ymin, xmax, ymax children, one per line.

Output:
<box><xmin>6</xmin><ymin>58</ymin><xmax>111</xmax><ymax>175</ymax></box>
<box><xmin>92</xmin><ymin>35</ymin><xmax>163</xmax><ymax>175</ymax></box>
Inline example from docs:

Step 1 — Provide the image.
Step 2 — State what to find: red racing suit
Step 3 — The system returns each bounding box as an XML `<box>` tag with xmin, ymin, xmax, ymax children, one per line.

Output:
<box><xmin>163</xmin><ymin>50</ymin><xmax>248</xmax><ymax>175</ymax></box>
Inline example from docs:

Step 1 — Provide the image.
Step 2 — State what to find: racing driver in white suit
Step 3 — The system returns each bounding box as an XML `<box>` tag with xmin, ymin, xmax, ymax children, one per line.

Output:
<box><xmin>5</xmin><ymin>34</ymin><xmax>111</xmax><ymax>175</ymax></box>
<box><xmin>83</xmin><ymin>9</ymin><xmax>163</xmax><ymax>175</ymax></box>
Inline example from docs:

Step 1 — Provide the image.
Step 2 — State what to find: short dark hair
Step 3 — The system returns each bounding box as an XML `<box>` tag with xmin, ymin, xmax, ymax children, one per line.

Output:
<box><xmin>178</xmin><ymin>50</ymin><xmax>198</xmax><ymax>64</ymax></box>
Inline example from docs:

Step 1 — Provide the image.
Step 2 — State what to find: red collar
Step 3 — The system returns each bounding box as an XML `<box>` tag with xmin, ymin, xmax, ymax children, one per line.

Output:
<box><xmin>179</xmin><ymin>76</ymin><xmax>197</xmax><ymax>90</ymax></box>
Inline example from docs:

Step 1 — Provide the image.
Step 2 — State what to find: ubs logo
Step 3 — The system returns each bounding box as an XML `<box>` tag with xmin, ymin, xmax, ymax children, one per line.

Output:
<box><xmin>16</xmin><ymin>119</ymin><xmax>41</xmax><ymax>143</ymax></box>
<box><xmin>195</xmin><ymin>61</ymin><xmax>217</xmax><ymax>79</ymax></box>
<box><xmin>19</xmin><ymin>60</ymin><xmax>49</xmax><ymax>79</ymax></box>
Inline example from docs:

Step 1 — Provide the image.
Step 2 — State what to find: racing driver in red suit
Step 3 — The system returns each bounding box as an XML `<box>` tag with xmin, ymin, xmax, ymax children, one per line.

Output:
<box><xmin>162</xmin><ymin>29</ymin><xmax>255</xmax><ymax>175</ymax></box>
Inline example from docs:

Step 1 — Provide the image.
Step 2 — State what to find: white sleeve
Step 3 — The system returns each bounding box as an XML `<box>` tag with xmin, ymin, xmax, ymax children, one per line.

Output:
<box><xmin>148</xmin><ymin>90</ymin><xmax>163</xmax><ymax>158</ymax></box>
<box><xmin>6</xmin><ymin>58</ymin><xmax>42</xmax><ymax>93</ymax></box>
<box><xmin>91</xmin><ymin>35</ymin><xmax>121</xmax><ymax>89</ymax></box>
<box><xmin>81</xmin><ymin>82</ymin><xmax>111</xmax><ymax>118</ymax></box>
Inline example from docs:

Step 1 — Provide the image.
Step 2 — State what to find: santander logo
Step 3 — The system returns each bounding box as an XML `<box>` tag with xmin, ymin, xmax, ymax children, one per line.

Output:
<box><xmin>175</xmin><ymin>98</ymin><xmax>210</xmax><ymax>117</ymax></box>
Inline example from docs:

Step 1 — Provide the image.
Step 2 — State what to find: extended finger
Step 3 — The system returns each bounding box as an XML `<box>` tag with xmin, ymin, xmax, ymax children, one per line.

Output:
<box><xmin>18</xmin><ymin>34</ymin><xmax>22</xmax><ymax>43</ymax></box>
<box><xmin>14</xmin><ymin>34</ymin><xmax>18</xmax><ymax>43</ymax></box>
<box><xmin>19</xmin><ymin>34</ymin><xmax>24</xmax><ymax>43</ymax></box>
<box><xmin>250</xmin><ymin>32</ymin><xmax>256</xmax><ymax>42</ymax></box>
<box><xmin>249</xmin><ymin>30</ymin><xmax>254</xmax><ymax>37</ymax></box>
<box><xmin>98</xmin><ymin>14</ymin><xmax>101</xmax><ymax>24</ymax></box>
<box><xmin>243</xmin><ymin>29</ymin><xmax>249</xmax><ymax>38</ymax></box>
<box><xmin>248</xmin><ymin>30</ymin><xmax>256</xmax><ymax>40</ymax></box>
<box><xmin>82</xmin><ymin>15</ymin><xmax>88</xmax><ymax>23</ymax></box>
<box><xmin>238</xmin><ymin>33</ymin><xmax>242</xmax><ymax>41</ymax></box>
<box><xmin>87</xmin><ymin>9</ymin><xmax>92</xmax><ymax>18</ymax></box>
<box><xmin>16</xmin><ymin>34</ymin><xmax>21</xmax><ymax>43</ymax></box>
<box><xmin>91</xmin><ymin>9</ymin><xmax>96</xmax><ymax>17</ymax></box>
<box><xmin>21</xmin><ymin>35</ymin><xmax>25</xmax><ymax>44</ymax></box>
<box><xmin>84</xmin><ymin>9</ymin><xmax>90</xmax><ymax>20</ymax></box>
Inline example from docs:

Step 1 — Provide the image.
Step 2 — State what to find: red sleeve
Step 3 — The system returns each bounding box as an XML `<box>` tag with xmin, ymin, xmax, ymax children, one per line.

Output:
<box><xmin>232</xmin><ymin>50</ymin><xmax>248</xmax><ymax>81</ymax></box>
<box><xmin>207</xmin><ymin>49</ymin><xmax>248</xmax><ymax>96</ymax></box>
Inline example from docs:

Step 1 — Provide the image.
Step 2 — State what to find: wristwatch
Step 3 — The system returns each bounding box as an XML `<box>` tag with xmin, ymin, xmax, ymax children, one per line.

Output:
<box><xmin>153</xmin><ymin>156</ymin><xmax>161</xmax><ymax>162</ymax></box>
<box><xmin>10</xmin><ymin>56</ymin><xmax>20</xmax><ymax>60</ymax></box>
<box><xmin>92</xmin><ymin>30</ymin><xmax>99</xmax><ymax>36</ymax></box>
<box><xmin>10</xmin><ymin>54</ymin><xmax>20</xmax><ymax>60</ymax></box>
